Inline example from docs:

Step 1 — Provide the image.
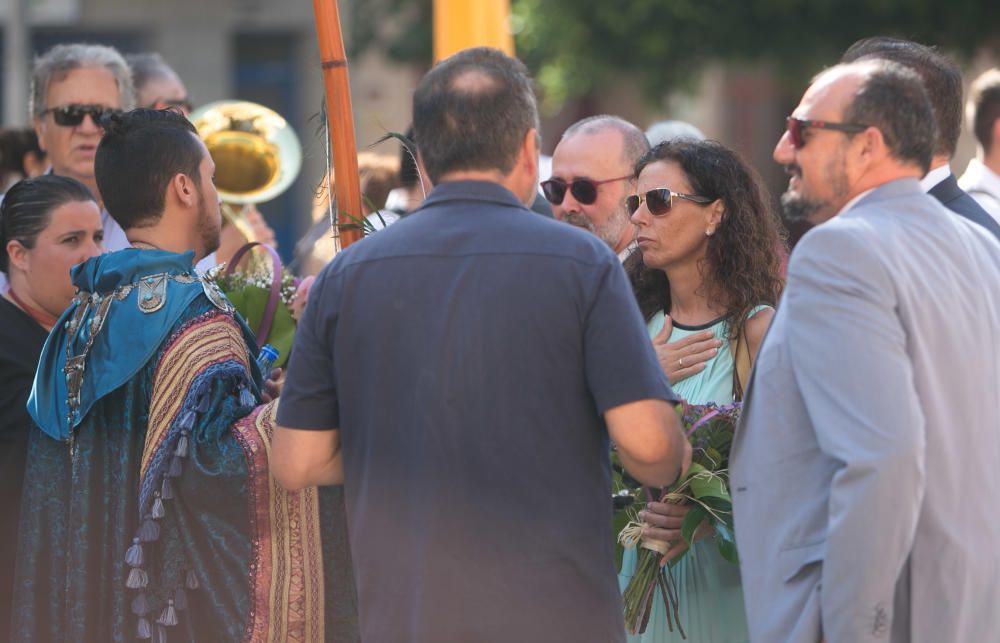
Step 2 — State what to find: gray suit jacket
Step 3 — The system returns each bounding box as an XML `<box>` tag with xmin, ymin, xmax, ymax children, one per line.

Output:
<box><xmin>731</xmin><ymin>178</ymin><xmax>1000</xmax><ymax>643</ymax></box>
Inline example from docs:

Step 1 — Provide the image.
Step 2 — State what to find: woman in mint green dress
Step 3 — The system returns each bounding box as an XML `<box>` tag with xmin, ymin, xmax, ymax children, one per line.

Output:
<box><xmin>619</xmin><ymin>139</ymin><xmax>786</xmax><ymax>642</ymax></box>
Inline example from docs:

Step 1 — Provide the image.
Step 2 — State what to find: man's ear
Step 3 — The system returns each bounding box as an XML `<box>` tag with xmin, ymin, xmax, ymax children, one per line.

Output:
<box><xmin>514</xmin><ymin>128</ymin><xmax>540</xmax><ymax>204</ymax></box>
<box><xmin>521</xmin><ymin>128</ymin><xmax>539</xmax><ymax>174</ymax></box>
<box><xmin>33</xmin><ymin>115</ymin><xmax>48</xmax><ymax>154</ymax></box>
<box><xmin>856</xmin><ymin>126</ymin><xmax>886</xmax><ymax>164</ymax></box>
<box><xmin>171</xmin><ymin>172</ymin><xmax>197</xmax><ymax>208</ymax></box>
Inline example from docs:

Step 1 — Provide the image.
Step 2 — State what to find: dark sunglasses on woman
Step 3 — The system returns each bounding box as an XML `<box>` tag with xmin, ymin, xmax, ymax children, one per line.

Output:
<box><xmin>625</xmin><ymin>188</ymin><xmax>713</xmax><ymax>216</ymax></box>
<box><xmin>540</xmin><ymin>174</ymin><xmax>631</xmax><ymax>205</ymax></box>
<box><xmin>43</xmin><ymin>104</ymin><xmax>123</xmax><ymax>127</ymax></box>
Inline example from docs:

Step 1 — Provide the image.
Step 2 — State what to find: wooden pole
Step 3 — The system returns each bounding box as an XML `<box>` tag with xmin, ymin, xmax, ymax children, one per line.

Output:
<box><xmin>312</xmin><ymin>0</ymin><xmax>364</xmax><ymax>248</ymax></box>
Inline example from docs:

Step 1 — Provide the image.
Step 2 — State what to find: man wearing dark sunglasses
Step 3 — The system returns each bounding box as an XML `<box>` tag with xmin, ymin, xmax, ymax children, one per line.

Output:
<box><xmin>0</xmin><ymin>44</ymin><xmax>135</xmax><ymax>295</ymax></box>
<box><xmin>733</xmin><ymin>59</ymin><xmax>1000</xmax><ymax>643</ymax></box>
<box><xmin>547</xmin><ymin>115</ymin><xmax>649</xmax><ymax>260</ymax></box>
<box><xmin>11</xmin><ymin>44</ymin><xmax>213</xmax><ymax>296</ymax></box>
<box><xmin>29</xmin><ymin>44</ymin><xmax>135</xmax><ymax>254</ymax></box>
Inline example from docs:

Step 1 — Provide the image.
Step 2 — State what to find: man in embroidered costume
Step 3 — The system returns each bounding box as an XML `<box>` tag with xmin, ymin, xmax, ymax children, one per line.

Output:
<box><xmin>13</xmin><ymin>109</ymin><xmax>356</xmax><ymax>642</ymax></box>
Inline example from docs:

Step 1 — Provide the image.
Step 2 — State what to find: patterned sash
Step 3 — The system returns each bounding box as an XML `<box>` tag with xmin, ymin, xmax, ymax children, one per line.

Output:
<box><xmin>233</xmin><ymin>402</ymin><xmax>326</xmax><ymax>643</ymax></box>
<box><xmin>137</xmin><ymin>310</ymin><xmax>325</xmax><ymax>642</ymax></box>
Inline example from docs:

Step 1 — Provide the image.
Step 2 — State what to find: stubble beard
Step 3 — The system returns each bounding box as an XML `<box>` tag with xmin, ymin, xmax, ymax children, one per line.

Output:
<box><xmin>197</xmin><ymin>191</ymin><xmax>222</xmax><ymax>257</ymax></box>
<box><xmin>593</xmin><ymin>203</ymin><xmax>632</xmax><ymax>252</ymax></box>
<box><xmin>780</xmin><ymin>149</ymin><xmax>851</xmax><ymax>226</ymax></box>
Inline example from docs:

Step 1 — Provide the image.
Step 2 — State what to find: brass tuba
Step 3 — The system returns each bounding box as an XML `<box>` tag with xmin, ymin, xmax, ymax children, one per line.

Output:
<box><xmin>189</xmin><ymin>100</ymin><xmax>302</xmax><ymax>268</ymax></box>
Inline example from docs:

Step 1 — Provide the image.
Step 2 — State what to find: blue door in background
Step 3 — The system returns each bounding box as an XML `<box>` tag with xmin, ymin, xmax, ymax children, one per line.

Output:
<box><xmin>233</xmin><ymin>32</ymin><xmax>303</xmax><ymax>265</ymax></box>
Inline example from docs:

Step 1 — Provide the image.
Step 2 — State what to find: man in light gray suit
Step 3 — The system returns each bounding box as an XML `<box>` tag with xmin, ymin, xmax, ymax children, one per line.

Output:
<box><xmin>731</xmin><ymin>59</ymin><xmax>1000</xmax><ymax>643</ymax></box>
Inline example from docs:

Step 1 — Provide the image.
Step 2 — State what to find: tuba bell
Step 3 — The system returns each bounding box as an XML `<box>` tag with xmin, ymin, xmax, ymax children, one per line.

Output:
<box><xmin>189</xmin><ymin>100</ymin><xmax>302</xmax><ymax>268</ymax></box>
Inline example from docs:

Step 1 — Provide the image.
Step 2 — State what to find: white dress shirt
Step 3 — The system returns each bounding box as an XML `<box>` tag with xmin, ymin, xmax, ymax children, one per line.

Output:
<box><xmin>958</xmin><ymin>158</ymin><xmax>1000</xmax><ymax>224</ymax></box>
<box><xmin>918</xmin><ymin>163</ymin><xmax>951</xmax><ymax>193</ymax></box>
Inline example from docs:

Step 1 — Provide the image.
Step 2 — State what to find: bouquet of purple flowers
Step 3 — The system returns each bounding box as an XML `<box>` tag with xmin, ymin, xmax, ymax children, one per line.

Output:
<box><xmin>614</xmin><ymin>401</ymin><xmax>740</xmax><ymax>637</ymax></box>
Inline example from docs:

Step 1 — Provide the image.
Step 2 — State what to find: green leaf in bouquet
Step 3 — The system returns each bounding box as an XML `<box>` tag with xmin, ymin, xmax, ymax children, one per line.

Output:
<box><xmin>688</xmin><ymin>470</ymin><xmax>730</xmax><ymax>502</ymax></box>
<box><xmin>698</xmin><ymin>495</ymin><xmax>732</xmax><ymax>517</ymax></box>
<box><xmin>680</xmin><ymin>504</ymin><xmax>708</xmax><ymax>546</ymax></box>
<box><xmin>713</xmin><ymin>521</ymin><xmax>740</xmax><ymax>565</ymax></box>
<box><xmin>223</xmin><ymin>283</ymin><xmax>296</xmax><ymax>368</ymax></box>
<box><xmin>674</xmin><ymin>461</ymin><xmax>706</xmax><ymax>489</ymax></box>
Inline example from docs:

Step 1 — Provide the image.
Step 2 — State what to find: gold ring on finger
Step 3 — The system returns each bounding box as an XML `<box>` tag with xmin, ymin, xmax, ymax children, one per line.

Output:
<box><xmin>678</xmin><ymin>357</ymin><xmax>684</xmax><ymax>368</ymax></box>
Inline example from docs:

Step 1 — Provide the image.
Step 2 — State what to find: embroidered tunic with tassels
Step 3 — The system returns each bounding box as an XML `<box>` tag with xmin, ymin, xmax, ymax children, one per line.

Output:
<box><xmin>12</xmin><ymin>249</ymin><xmax>352</xmax><ymax>643</ymax></box>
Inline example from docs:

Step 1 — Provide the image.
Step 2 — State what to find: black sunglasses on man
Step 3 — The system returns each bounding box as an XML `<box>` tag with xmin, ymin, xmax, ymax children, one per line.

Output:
<box><xmin>784</xmin><ymin>116</ymin><xmax>868</xmax><ymax>149</ymax></box>
<box><xmin>43</xmin><ymin>104</ymin><xmax>123</xmax><ymax>128</ymax></box>
<box><xmin>540</xmin><ymin>175</ymin><xmax>632</xmax><ymax>206</ymax></box>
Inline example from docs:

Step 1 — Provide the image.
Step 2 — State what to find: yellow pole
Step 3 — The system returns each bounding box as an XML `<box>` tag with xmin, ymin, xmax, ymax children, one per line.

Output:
<box><xmin>433</xmin><ymin>0</ymin><xmax>515</xmax><ymax>62</ymax></box>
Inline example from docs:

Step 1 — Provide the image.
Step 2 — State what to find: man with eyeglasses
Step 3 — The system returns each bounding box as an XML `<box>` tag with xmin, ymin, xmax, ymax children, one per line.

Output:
<box><xmin>731</xmin><ymin>59</ymin><xmax>1000</xmax><ymax>643</ymax></box>
<box><xmin>546</xmin><ymin>115</ymin><xmax>649</xmax><ymax>261</ymax></box>
<box><xmin>0</xmin><ymin>44</ymin><xmax>133</xmax><ymax>296</ymax></box>
<box><xmin>30</xmin><ymin>44</ymin><xmax>133</xmax><ymax>247</ymax></box>
<box><xmin>0</xmin><ymin>44</ymin><xmax>214</xmax><ymax>295</ymax></box>
<box><xmin>127</xmin><ymin>52</ymin><xmax>193</xmax><ymax>117</ymax></box>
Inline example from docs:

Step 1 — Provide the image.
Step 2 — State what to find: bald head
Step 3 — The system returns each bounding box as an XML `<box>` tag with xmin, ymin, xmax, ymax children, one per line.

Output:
<box><xmin>561</xmin><ymin>115</ymin><xmax>650</xmax><ymax>171</ymax></box>
<box><xmin>800</xmin><ymin>63</ymin><xmax>868</xmax><ymax>119</ymax></box>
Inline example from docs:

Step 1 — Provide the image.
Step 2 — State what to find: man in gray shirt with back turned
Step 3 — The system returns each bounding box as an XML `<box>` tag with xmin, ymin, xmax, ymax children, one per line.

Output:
<box><xmin>271</xmin><ymin>47</ymin><xmax>690</xmax><ymax>643</ymax></box>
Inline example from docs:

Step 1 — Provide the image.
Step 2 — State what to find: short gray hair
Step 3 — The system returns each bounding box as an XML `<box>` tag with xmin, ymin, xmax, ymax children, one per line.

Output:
<box><xmin>30</xmin><ymin>43</ymin><xmax>135</xmax><ymax>117</ymax></box>
<box><xmin>126</xmin><ymin>52</ymin><xmax>180</xmax><ymax>96</ymax></box>
<box><xmin>645</xmin><ymin>120</ymin><xmax>706</xmax><ymax>146</ymax></box>
<box><xmin>561</xmin><ymin>115</ymin><xmax>650</xmax><ymax>169</ymax></box>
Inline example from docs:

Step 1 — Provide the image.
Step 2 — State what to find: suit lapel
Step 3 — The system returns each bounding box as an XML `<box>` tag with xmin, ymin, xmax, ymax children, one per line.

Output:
<box><xmin>927</xmin><ymin>173</ymin><xmax>961</xmax><ymax>206</ymax></box>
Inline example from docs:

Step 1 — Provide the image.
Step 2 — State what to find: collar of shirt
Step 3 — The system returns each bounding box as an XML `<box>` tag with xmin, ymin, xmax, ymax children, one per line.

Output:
<box><xmin>618</xmin><ymin>241</ymin><xmax>638</xmax><ymax>263</ymax></box>
<box><xmin>919</xmin><ymin>163</ymin><xmax>952</xmax><ymax>192</ymax></box>
<box><xmin>419</xmin><ymin>180</ymin><xmax>528</xmax><ymax>211</ymax></box>
<box><xmin>961</xmin><ymin>158</ymin><xmax>1000</xmax><ymax>196</ymax></box>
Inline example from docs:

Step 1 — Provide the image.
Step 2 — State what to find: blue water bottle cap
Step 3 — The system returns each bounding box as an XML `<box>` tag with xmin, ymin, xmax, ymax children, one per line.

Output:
<box><xmin>259</xmin><ymin>344</ymin><xmax>279</xmax><ymax>362</ymax></box>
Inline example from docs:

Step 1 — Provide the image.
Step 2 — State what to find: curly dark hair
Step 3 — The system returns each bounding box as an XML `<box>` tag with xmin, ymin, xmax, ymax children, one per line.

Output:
<box><xmin>624</xmin><ymin>139</ymin><xmax>786</xmax><ymax>341</ymax></box>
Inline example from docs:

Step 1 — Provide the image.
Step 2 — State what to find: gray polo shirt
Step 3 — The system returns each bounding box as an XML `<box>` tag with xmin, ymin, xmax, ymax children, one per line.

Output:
<box><xmin>277</xmin><ymin>180</ymin><xmax>677</xmax><ymax>643</ymax></box>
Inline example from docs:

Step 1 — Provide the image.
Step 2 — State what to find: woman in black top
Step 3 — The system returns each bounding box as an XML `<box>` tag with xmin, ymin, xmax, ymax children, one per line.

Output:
<box><xmin>0</xmin><ymin>175</ymin><xmax>102</xmax><ymax>633</ymax></box>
